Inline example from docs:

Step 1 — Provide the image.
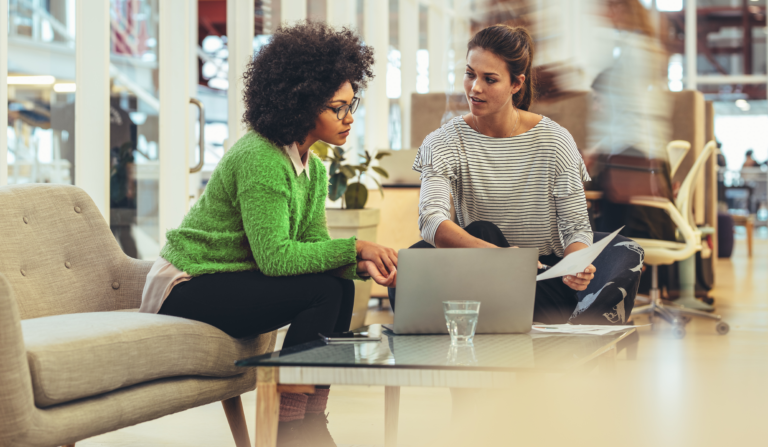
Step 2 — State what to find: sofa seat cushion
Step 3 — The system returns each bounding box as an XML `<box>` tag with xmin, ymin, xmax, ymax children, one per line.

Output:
<box><xmin>22</xmin><ymin>311</ymin><xmax>270</xmax><ymax>408</ymax></box>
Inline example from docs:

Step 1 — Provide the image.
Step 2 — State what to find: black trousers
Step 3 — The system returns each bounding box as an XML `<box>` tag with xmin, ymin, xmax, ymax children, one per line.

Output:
<box><xmin>388</xmin><ymin>221</ymin><xmax>639</xmax><ymax>325</ymax></box>
<box><xmin>159</xmin><ymin>270</ymin><xmax>355</xmax><ymax>349</ymax></box>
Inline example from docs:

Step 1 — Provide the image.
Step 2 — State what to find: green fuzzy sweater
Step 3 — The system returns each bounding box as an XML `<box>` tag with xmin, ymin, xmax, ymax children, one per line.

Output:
<box><xmin>161</xmin><ymin>131</ymin><xmax>361</xmax><ymax>280</ymax></box>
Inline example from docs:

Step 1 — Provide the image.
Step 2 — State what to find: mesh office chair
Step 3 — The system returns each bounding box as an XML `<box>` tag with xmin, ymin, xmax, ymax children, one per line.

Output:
<box><xmin>630</xmin><ymin>141</ymin><xmax>729</xmax><ymax>338</ymax></box>
<box><xmin>666</xmin><ymin>140</ymin><xmax>691</xmax><ymax>178</ymax></box>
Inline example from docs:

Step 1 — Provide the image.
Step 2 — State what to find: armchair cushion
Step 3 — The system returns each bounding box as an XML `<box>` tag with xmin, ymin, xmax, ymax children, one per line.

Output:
<box><xmin>22</xmin><ymin>311</ymin><xmax>273</xmax><ymax>408</ymax></box>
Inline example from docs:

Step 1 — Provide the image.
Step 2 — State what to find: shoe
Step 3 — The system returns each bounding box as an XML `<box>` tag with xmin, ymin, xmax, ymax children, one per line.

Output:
<box><xmin>276</xmin><ymin>419</ymin><xmax>305</xmax><ymax>447</ymax></box>
<box><xmin>302</xmin><ymin>412</ymin><xmax>337</xmax><ymax>447</ymax></box>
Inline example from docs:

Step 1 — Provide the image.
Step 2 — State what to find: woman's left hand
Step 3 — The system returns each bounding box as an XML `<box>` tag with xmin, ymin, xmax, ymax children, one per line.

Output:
<box><xmin>563</xmin><ymin>264</ymin><xmax>596</xmax><ymax>291</ymax></box>
<box><xmin>359</xmin><ymin>260</ymin><xmax>397</xmax><ymax>287</ymax></box>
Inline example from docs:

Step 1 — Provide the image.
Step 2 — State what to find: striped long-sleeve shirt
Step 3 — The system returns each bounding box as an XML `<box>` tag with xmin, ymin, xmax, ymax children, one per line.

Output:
<box><xmin>413</xmin><ymin>116</ymin><xmax>593</xmax><ymax>258</ymax></box>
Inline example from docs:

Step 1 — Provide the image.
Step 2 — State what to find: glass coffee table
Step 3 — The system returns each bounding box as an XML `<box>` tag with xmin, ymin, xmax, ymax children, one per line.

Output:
<box><xmin>236</xmin><ymin>324</ymin><xmax>635</xmax><ymax>447</ymax></box>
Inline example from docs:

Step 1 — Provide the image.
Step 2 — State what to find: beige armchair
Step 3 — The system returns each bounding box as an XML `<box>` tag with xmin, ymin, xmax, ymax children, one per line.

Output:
<box><xmin>0</xmin><ymin>184</ymin><xmax>276</xmax><ymax>447</ymax></box>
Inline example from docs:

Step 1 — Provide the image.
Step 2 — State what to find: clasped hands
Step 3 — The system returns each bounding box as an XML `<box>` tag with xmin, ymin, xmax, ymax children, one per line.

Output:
<box><xmin>356</xmin><ymin>240</ymin><xmax>398</xmax><ymax>287</ymax></box>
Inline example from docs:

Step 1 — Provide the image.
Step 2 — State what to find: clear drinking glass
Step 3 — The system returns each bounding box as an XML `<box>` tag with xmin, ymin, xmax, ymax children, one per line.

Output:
<box><xmin>443</xmin><ymin>301</ymin><xmax>481</xmax><ymax>346</ymax></box>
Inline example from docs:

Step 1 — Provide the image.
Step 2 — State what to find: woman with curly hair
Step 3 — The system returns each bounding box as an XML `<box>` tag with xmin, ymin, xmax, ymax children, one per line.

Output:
<box><xmin>139</xmin><ymin>22</ymin><xmax>394</xmax><ymax>446</ymax></box>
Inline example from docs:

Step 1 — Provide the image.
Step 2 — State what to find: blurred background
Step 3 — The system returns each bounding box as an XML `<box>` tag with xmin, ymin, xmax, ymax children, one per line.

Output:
<box><xmin>3</xmin><ymin>1</ymin><xmax>767</xmax><ymax>446</ymax></box>
<box><xmin>4</xmin><ymin>0</ymin><xmax>767</xmax><ymax>260</ymax></box>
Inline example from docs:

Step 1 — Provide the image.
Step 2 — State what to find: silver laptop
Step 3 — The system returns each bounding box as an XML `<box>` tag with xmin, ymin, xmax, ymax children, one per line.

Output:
<box><xmin>385</xmin><ymin>248</ymin><xmax>538</xmax><ymax>335</ymax></box>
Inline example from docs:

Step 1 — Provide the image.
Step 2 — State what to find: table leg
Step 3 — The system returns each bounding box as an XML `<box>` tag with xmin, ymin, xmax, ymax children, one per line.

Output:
<box><xmin>255</xmin><ymin>367</ymin><xmax>280</xmax><ymax>447</ymax></box>
<box><xmin>597</xmin><ymin>345</ymin><xmax>617</xmax><ymax>375</ymax></box>
<box><xmin>384</xmin><ymin>386</ymin><xmax>400</xmax><ymax>447</ymax></box>
<box><xmin>746</xmin><ymin>218</ymin><xmax>754</xmax><ymax>257</ymax></box>
<box><xmin>449</xmin><ymin>388</ymin><xmax>480</xmax><ymax>424</ymax></box>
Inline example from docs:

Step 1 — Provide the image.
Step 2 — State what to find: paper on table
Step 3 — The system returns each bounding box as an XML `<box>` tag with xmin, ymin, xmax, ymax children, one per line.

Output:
<box><xmin>530</xmin><ymin>324</ymin><xmax>638</xmax><ymax>336</ymax></box>
<box><xmin>536</xmin><ymin>226</ymin><xmax>624</xmax><ymax>281</ymax></box>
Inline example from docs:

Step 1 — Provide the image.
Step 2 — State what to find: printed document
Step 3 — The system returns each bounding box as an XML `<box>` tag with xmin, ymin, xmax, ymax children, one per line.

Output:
<box><xmin>530</xmin><ymin>324</ymin><xmax>638</xmax><ymax>336</ymax></box>
<box><xmin>536</xmin><ymin>227</ymin><xmax>624</xmax><ymax>281</ymax></box>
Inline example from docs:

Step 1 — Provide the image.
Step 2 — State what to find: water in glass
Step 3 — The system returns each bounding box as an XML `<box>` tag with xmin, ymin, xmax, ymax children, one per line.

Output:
<box><xmin>443</xmin><ymin>301</ymin><xmax>480</xmax><ymax>345</ymax></box>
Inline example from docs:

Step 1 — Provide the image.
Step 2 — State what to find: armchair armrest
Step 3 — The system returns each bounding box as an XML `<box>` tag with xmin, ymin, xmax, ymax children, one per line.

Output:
<box><xmin>0</xmin><ymin>274</ymin><xmax>35</xmax><ymax>443</ymax></box>
<box><xmin>114</xmin><ymin>256</ymin><xmax>155</xmax><ymax>311</ymax></box>
<box><xmin>628</xmin><ymin>196</ymin><xmax>700</xmax><ymax>261</ymax></box>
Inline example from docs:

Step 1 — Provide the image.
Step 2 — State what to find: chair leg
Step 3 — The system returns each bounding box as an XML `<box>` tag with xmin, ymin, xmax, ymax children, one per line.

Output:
<box><xmin>222</xmin><ymin>395</ymin><xmax>251</xmax><ymax>447</ymax></box>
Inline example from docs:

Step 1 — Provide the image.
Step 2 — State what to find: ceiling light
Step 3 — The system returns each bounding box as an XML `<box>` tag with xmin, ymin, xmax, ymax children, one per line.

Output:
<box><xmin>8</xmin><ymin>75</ymin><xmax>56</xmax><ymax>85</ymax></box>
<box><xmin>53</xmin><ymin>83</ymin><xmax>76</xmax><ymax>93</ymax></box>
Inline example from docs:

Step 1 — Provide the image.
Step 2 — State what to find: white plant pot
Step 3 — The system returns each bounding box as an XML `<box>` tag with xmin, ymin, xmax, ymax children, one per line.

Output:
<box><xmin>326</xmin><ymin>207</ymin><xmax>381</xmax><ymax>330</ymax></box>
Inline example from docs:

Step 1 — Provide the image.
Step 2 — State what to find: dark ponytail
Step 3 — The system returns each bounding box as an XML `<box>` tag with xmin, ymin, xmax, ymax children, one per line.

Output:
<box><xmin>467</xmin><ymin>25</ymin><xmax>536</xmax><ymax>111</ymax></box>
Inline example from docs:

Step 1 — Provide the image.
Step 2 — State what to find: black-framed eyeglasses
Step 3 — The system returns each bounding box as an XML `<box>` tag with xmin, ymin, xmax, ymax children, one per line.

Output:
<box><xmin>326</xmin><ymin>97</ymin><xmax>360</xmax><ymax>120</ymax></box>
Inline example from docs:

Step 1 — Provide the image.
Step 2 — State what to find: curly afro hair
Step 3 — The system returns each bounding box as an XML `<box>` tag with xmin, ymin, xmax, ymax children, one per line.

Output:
<box><xmin>242</xmin><ymin>22</ymin><xmax>375</xmax><ymax>147</ymax></box>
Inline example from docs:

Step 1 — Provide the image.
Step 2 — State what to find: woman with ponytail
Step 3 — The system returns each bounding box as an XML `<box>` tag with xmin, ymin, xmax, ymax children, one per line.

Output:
<box><xmin>390</xmin><ymin>25</ymin><xmax>641</xmax><ymax>325</ymax></box>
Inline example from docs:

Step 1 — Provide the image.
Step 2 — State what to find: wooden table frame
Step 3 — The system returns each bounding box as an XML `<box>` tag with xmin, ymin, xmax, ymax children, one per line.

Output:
<box><xmin>730</xmin><ymin>213</ymin><xmax>754</xmax><ymax>257</ymax></box>
<box><xmin>251</xmin><ymin>330</ymin><xmax>632</xmax><ymax>447</ymax></box>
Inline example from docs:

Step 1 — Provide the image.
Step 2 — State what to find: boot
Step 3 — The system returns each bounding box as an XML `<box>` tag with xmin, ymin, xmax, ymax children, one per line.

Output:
<box><xmin>276</xmin><ymin>419</ymin><xmax>305</xmax><ymax>447</ymax></box>
<box><xmin>302</xmin><ymin>412</ymin><xmax>337</xmax><ymax>447</ymax></box>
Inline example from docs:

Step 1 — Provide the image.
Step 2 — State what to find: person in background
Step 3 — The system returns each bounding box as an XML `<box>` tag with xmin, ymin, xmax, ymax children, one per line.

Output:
<box><xmin>716</xmin><ymin>141</ymin><xmax>727</xmax><ymax>168</ymax></box>
<box><xmin>743</xmin><ymin>149</ymin><xmax>760</xmax><ymax>168</ymax></box>
<box><xmin>587</xmin><ymin>0</ymin><xmax>676</xmax><ymax>243</ymax></box>
<box><xmin>139</xmin><ymin>22</ymin><xmax>397</xmax><ymax>447</ymax></box>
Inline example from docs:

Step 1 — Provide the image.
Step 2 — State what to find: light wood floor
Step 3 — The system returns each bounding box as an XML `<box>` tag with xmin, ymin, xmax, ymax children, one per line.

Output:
<box><xmin>79</xmin><ymin>236</ymin><xmax>768</xmax><ymax>447</ymax></box>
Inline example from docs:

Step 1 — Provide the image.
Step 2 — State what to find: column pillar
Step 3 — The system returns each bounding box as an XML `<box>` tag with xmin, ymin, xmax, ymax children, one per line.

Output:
<box><xmin>227</xmin><ymin>0</ymin><xmax>255</xmax><ymax>150</ymax></box>
<box><xmin>428</xmin><ymin>0</ymin><xmax>447</xmax><ymax>93</ymax></box>
<box><xmin>189</xmin><ymin>0</ymin><xmax>201</xmax><ymax>198</ymax></box>
<box><xmin>75</xmin><ymin>0</ymin><xmax>110</xmax><ymax>219</ymax></box>
<box><xmin>399</xmin><ymin>0</ymin><xmax>418</xmax><ymax>148</ymax></box>
<box><xmin>452</xmin><ymin>1</ymin><xmax>471</xmax><ymax>95</ymax></box>
<box><xmin>364</xmin><ymin>0</ymin><xmax>389</xmax><ymax>154</ymax></box>
<box><xmin>0</xmin><ymin>0</ymin><xmax>7</xmax><ymax>185</ymax></box>
<box><xmin>685</xmin><ymin>0</ymin><xmax>697</xmax><ymax>90</ymax></box>
<box><xmin>281</xmin><ymin>0</ymin><xmax>307</xmax><ymax>26</ymax></box>
<box><xmin>328</xmin><ymin>0</ymin><xmax>360</xmax><ymax>155</ymax></box>
<box><xmin>158</xmin><ymin>0</ymin><xmax>190</xmax><ymax>244</ymax></box>
<box><xmin>327</xmin><ymin>0</ymin><xmax>356</xmax><ymax>29</ymax></box>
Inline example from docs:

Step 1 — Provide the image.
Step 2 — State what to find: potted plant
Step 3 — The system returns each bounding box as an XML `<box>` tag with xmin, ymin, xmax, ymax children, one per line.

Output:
<box><xmin>312</xmin><ymin>142</ymin><xmax>390</xmax><ymax>209</ymax></box>
<box><xmin>312</xmin><ymin>141</ymin><xmax>389</xmax><ymax>329</ymax></box>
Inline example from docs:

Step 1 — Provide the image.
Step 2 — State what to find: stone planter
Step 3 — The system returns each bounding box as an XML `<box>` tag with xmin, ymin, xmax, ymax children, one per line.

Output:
<box><xmin>326</xmin><ymin>207</ymin><xmax>381</xmax><ymax>330</ymax></box>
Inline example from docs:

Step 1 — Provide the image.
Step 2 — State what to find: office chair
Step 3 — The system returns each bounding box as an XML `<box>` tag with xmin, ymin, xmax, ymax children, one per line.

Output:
<box><xmin>630</xmin><ymin>141</ymin><xmax>729</xmax><ymax>338</ymax></box>
<box><xmin>666</xmin><ymin>140</ymin><xmax>690</xmax><ymax>178</ymax></box>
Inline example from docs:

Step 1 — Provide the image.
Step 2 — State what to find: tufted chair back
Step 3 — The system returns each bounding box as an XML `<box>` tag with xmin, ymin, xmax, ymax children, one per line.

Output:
<box><xmin>0</xmin><ymin>184</ymin><xmax>152</xmax><ymax>320</ymax></box>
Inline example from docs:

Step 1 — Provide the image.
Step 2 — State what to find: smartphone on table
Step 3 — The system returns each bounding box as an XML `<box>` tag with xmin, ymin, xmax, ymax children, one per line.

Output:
<box><xmin>318</xmin><ymin>331</ymin><xmax>381</xmax><ymax>344</ymax></box>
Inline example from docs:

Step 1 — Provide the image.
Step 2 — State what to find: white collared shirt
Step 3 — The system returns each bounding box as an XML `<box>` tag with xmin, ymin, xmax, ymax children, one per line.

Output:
<box><xmin>285</xmin><ymin>142</ymin><xmax>310</xmax><ymax>179</ymax></box>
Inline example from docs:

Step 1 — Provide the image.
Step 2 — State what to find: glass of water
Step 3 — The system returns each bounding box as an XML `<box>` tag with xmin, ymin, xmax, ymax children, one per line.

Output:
<box><xmin>443</xmin><ymin>301</ymin><xmax>481</xmax><ymax>346</ymax></box>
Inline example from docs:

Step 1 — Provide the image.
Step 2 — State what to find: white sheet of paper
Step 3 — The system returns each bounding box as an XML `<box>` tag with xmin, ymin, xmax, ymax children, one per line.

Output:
<box><xmin>530</xmin><ymin>324</ymin><xmax>639</xmax><ymax>336</ymax></box>
<box><xmin>536</xmin><ymin>226</ymin><xmax>624</xmax><ymax>281</ymax></box>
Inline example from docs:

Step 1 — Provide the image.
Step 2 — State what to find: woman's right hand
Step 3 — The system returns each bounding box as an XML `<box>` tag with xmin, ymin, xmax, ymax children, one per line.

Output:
<box><xmin>359</xmin><ymin>260</ymin><xmax>397</xmax><ymax>287</ymax></box>
<box><xmin>508</xmin><ymin>246</ymin><xmax>543</xmax><ymax>269</ymax></box>
<box><xmin>356</xmin><ymin>240</ymin><xmax>398</xmax><ymax>276</ymax></box>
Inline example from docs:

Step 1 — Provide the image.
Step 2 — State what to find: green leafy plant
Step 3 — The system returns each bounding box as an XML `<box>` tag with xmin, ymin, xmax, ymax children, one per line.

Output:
<box><xmin>311</xmin><ymin>141</ymin><xmax>390</xmax><ymax>209</ymax></box>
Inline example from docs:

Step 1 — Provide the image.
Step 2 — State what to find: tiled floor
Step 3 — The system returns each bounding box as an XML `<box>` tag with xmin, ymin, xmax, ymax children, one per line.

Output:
<box><xmin>79</xmin><ymin>236</ymin><xmax>768</xmax><ymax>447</ymax></box>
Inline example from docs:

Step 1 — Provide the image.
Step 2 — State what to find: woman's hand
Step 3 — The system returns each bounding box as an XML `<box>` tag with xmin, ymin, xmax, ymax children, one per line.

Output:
<box><xmin>563</xmin><ymin>264</ymin><xmax>596</xmax><ymax>291</ymax></box>
<box><xmin>508</xmin><ymin>246</ymin><xmax>543</xmax><ymax>269</ymax></box>
<box><xmin>356</xmin><ymin>240</ymin><xmax>398</xmax><ymax>277</ymax></box>
<box><xmin>358</xmin><ymin>260</ymin><xmax>396</xmax><ymax>287</ymax></box>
